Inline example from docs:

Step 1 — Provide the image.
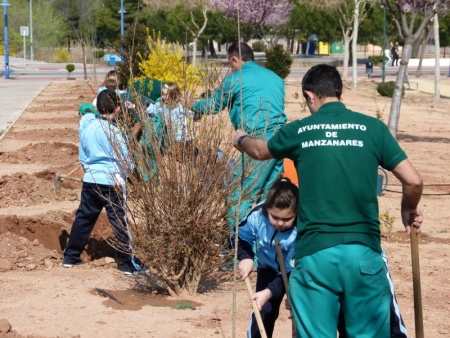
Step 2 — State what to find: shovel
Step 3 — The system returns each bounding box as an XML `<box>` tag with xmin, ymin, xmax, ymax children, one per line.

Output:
<box><xmin>53</xmin><ymin>165</ymin><xmax>83</xmax><ymax>196</ymax></box>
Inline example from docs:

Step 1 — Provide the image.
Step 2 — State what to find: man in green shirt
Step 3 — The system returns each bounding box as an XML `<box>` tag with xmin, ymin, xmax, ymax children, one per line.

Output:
<box><xmin>232</xmin><ymin>64</ymin><xmax>423</xmax><ymax>337</ymax></box>
<box><xmin>191</xmin><ymin>43</ymin><xmax>287</xmax><ymax>228</ymax></box>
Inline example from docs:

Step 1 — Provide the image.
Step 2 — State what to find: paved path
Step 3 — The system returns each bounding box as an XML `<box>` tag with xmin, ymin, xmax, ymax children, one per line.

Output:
<box><xmin>0</xmin><ymin>78</ymin><xmax>49</xmax><ymax>137</ymax></box>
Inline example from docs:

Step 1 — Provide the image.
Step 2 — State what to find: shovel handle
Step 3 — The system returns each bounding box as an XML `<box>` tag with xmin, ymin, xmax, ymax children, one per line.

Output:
<box><xmin>410</xmin><ymin>228</ymin><xmax>424</xmax><ymax>338</ymax></box>
<box><xmin>275</xmin><ymin>240</ymin><xmax>296</xmax><ymax>335</ymax></box>
<box><xmin>60</xmin><ymin>164</ymin><xmax>82</xmax><ymax>182</ymax></box>
<box><xmin>245</xmin><ymin>277</ymin><xmax>268</xmax><ymax>338</ymax></box>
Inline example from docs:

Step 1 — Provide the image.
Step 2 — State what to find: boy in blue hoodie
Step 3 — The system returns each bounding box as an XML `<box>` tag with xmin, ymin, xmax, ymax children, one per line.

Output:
<box><xmin>63</xmin><ymin>90</ymin><xmax>146</xmax><ymax>275</ymax></box>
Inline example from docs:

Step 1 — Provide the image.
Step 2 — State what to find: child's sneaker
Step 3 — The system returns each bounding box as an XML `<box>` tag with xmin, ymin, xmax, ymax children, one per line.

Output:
<box><xmin>121</xmin><ymin>259</ymin><xmax>149</xmax><ymax>276</ymax></box>
<box><xmin>62</xmin><ymin>259</ymin><xmax>82</xmax><ymax>268</ymax></box>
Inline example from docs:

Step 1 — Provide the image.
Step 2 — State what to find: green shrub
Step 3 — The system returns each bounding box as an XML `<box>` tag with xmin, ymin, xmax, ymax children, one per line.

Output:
<box><xmin>94</xmin><ymin>50</ymin><xmax>105</xmax><ymax>59</ymax></box>
<box><xmin>252</xmin><ymin>41</ymin><xmax>266</xmax><ymax>52</ymax></box>
<box><xmin>376</xmin><ymin>81</ymin><xmax>405</xmax><ymax>98</ymax></box>
<box><xmin>264</xmin><ymin>45</ymin><xmax>293</xmax><ymax>80</ymax></box>
<box><xmin>66</xmin><ymin>64</ymin><xmax>75</xmax><ymax>73</ymax></box>
<box><xmin>368</xmin><ymin>55</ymin><xmax>389</xmax><ymax>67</ymax></box>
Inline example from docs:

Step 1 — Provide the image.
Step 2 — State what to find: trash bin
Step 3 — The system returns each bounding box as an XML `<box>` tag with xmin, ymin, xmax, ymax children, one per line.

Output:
<box><xmin>365</xmin><ymin>62</ymin><xmax>373</xmax><ymax>79</ymax></box>
<box><xmin>109</xmin><ymin>56</ymin><xmax>116</xmax><ymax>66</ymax></box>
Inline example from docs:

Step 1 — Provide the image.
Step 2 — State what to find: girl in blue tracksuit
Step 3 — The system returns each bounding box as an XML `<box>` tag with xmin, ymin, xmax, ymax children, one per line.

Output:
<box><xmin>235</xmin><ymin>176</ymin><xmax>408</xmax><ymax>338</ymax></box>
<box><xmin>235</xmin><ymin>177</ymin><xmax>298</xmax><ymax>338</ymax></box>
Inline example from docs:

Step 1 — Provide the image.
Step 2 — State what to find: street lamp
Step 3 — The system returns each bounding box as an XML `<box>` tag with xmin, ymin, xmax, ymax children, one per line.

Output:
<box><xmin>30</xmin><ymin>0</ymin><xmax>33</xmax><ymax>63</ymax></box>
<box><xmin>382</xmin><ymin>4</ymin><xmax>386</xmax><ymax>83</ymax></box>
<box><xmin>1</xmin><ymin>0</ymin><xmax>11</xmax><ymax>79</ymax></box>
<box><xmin>118</xmin><ymin>0</ymin><xmax>127</xmax><ymax>36</ymax></box>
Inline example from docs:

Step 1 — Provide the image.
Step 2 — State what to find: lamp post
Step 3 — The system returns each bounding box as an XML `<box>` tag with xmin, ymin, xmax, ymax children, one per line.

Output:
<box><xmin>119</xmin><ymin>0</ymin><xmax>126</xmax><ymax>36</ymax></box>
<box><xmin>382</xmin><ymin>4</ymin><xmax>386</xmax><ymax>83</ymax></box>
<box><xmin>1</xmin><ymin>0</ymin><xmax>11</xmax><ymax>79</ymax></box>
<box><xmin>30</xmin><ymin>0</ymin><xmax>33</xmax><ymax>63</ymax></box>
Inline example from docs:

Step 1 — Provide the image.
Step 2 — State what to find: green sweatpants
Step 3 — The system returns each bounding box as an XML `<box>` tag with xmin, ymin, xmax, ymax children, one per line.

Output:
<box><xmin>289</xmin><ymin>244</ymin><xmax>391</xmax><ymax>338</ymax></box>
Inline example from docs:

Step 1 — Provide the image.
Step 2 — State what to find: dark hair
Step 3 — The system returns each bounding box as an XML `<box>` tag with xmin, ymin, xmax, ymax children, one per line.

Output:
<box><xmin>264</xmin><ymin>177</ymin><xmax>298</xmax><ymax>213</ymax></box>
<box><xmin>302</xmin><ymin>64</ymin><xmax>343</xmax><ymax>100</ymax></box>
<box><xmin>227</xmin><ymin>42</ymin><xmax>254</xmax><ymax>62</ymax></box>
<box><xmin>97</xmin><ymin>89</ymin><xmax>120</xmax><ymax>115</ymax></box>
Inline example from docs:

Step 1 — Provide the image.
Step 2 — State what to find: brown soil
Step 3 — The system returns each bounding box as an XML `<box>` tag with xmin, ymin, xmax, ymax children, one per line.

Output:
<box><xmin>0</xmin><ymin>79</ymin><xmax>449</xmax><ymax>337</ymax></box>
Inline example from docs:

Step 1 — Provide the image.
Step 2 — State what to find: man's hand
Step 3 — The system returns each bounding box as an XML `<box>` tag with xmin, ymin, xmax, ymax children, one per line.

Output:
<box><xmin>402</xmin><ymin>208</ymin><xmax>423</xmax><ymax>235</ymax></box>
<box><xmin>238</xmin><ymin>259</ymin><xmax>254</xmax><ymax>280</ymax></box>
<box><xmin>232</xmin><ymin>129</ymin><xmax>248</xmax><ymax>152</ymax></box>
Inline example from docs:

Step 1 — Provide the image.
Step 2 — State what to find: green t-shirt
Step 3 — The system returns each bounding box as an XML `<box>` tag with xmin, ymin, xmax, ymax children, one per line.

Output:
<box><xmin>267</xmin><ymin>102</ymin><xmax>407</xmax><ymax>258</ymax></box>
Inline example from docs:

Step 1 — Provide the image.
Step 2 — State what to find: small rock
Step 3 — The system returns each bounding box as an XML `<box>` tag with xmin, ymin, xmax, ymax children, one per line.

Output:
<box><xmin>32</xmin><ymin>239</ymin><xmax>40</xmax><ymax>246</ymax></box>
<box><xmin>93</xmin><ymin>259</ymin><xmax>105</xmax><ymax>267</ymax></box>
<box><xmin>25</xmin><ymin>263</ymin><xmax>37</xmax><ymax>271</ymax></box>
<box><xmin>0</xmin><ymin>318</ymin><xmax>12</xmax><ymax>333</ymax></box>
<box><xmin>50</xmin><ymin>250</ymin><xmax>59</xmax><ymax>259</ymax></box>
<box><xmin>44</xmin><ymin>259</ymin><xmax>54</xmax><ymax>269</ymax></box>
<box><xmin>104</xmin><ymin>256</ymin><xmax>115</xmax><ymax>264</ymax></box>
<box><xmin>15</xmin><ymin>244</ymin><xmax>26</xmax><ymax>251</ymax></box>
<box><xmin>17</xmin><ymin>250</ymin><xmax>29</xmax><ymax>259</ymax></box>
<box><xmin>0</xmin><ymin>258</ymin><xmax>12</xmax><ymax>272</ymax></box>
<box><xmin>67</xmin><ymin>194</ymin><xmax>78</xmax><ymax>201</ymax></box>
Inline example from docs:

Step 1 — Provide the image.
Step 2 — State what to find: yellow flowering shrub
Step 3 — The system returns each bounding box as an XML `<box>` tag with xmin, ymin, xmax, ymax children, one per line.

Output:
<box><xmin>138</xmin><ymin>31</ymin><xmax>202</xmax><ymax>92</ymax></box>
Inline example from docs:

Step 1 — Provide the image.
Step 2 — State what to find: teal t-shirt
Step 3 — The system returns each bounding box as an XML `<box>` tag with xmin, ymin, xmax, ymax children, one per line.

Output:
<box><xmin>191</xmin><ymin>61</ymin><xmax>286</xmax><ymax>140</ymax></box>
<box><xmin>267</xmin><ymin>102</ymin><xmax>407</xmax><ymax>258</ymax></box>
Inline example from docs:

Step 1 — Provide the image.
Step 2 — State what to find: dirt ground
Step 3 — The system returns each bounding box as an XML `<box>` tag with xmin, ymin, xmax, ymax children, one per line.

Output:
<box><xmin>0</xmin><ymin>79</ymin><xmax>449</xmax><ymax>338</ymax></box>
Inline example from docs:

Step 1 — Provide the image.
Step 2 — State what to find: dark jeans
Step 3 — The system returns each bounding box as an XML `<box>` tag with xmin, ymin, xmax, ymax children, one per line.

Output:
<box><xmin>63</xmin><ymin>182</ymin><xmax>133</xmax><ymax>265</ymax></box>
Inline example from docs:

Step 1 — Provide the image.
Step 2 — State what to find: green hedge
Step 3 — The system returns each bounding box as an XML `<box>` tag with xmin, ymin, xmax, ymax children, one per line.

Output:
<box><xmin>264</xmin><ymin>45</ymin><xmax>293</xmax><ymax>80</ymax></box>
<box><xmin>377</xmin><ymin>81</ymin><xmax>405</xmax><ymax>98</ymax></box>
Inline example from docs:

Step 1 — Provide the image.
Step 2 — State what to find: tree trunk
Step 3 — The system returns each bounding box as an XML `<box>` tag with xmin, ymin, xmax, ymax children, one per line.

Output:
<box><xmin>433</xmin><ymin>16</ymin><xmax>440</xmax><ymax>107</ymax></box>
<box><xmin>342</xmin><ymin>34</ymin><xmax>351</xmax><ymax>79</ymax></box>
<box><xmin>416</xmin><ymin>27</ymin><xmax>432</xmax><ymax>77</ymax></box>
<box><xmin>388</xmin><ymin>40</ymin><xmax>414</xmax><ymax>138</ymax></box>
<box><xmin>81</xmin><ymin>42</ymin><xmax>88</xmax><ymax>80</ymax></box>
<box><xmin>351</xmin><ymin>1</ymin><xmax>360</xmax><ymax>88</ymax></box>
<box><xmin>209</xmin><ymin>39</ymin><xmax>217</xmax><ymax>58</ymax></box>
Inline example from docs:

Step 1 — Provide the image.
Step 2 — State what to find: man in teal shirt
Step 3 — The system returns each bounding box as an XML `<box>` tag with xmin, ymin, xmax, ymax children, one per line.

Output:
<box><xmin>191</xmin><ymin>42</ymin><xmax>287</xmax><ymax>228</ymax></box>
<box><xmin>231</xmin><ymin>64</ymin><xmax>423</xmax><ymax>337</ymax></box>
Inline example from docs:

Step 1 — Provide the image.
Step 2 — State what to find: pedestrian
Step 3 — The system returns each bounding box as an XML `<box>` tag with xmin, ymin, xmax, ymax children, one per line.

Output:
<box><xmin>190</xmin><ymin>42</ymin><xmax>287</xmax><ymax>229</ymax></box>
<box><xmin>236</xmin><ymin>177</ymin><xmax>298</xmax><ymax>338</ymax></box>
<box><xmin>63</xmin><ymin>89</ymin><xmax>147</xmax><ymax>275</ymax></box>
<box><xmin>232</xmin><ymin>64</ymin><xmax>423</xmax><ymax>337</ymax></box>
<box><xmin>391</xmin><ymin>42</ymin><xmax>399</xmax><ymax>66</ymax></box>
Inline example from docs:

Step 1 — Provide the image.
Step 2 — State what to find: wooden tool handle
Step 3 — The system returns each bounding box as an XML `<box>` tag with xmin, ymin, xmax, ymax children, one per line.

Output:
<box><xmin>60</xmin><ymin>164</ymin><xmax>82</xmax><ymax>182</ymax></box>
<box><xmin>410</xmin><ymin>228</ymin><xmax>424</xmax><ymax>338</ymax></box>
<box><xmin>245</xmin><ymin>277</ymin><xmax>268</xmax><ymax>338</ymax></box>
<box><xmin>275</xmin><ymin>240</ymin><xmax>296</xmax><ymax>335</ymax></box>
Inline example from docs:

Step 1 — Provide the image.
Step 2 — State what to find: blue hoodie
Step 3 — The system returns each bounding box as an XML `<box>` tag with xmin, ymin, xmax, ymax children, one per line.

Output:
<box><xmin>79</xmin><ymin>118</ymin><xmax>133</xmax><ymax>186</ymax></box>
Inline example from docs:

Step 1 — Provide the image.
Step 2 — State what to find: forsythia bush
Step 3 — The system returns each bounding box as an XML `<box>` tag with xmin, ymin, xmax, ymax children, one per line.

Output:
<box><xmin>138</xmin><ymin>30</ymin><xmax>201</xmax><ymax>90</ymax></box>
<box><xmin>54</xmin><ymin>48</ymin><xmax>71</xmax><ymax>62</ymax></box>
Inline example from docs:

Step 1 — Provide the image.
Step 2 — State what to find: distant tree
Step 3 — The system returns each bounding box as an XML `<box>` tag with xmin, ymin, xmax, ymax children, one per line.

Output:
<box><xmin>384</xmin><ymin>0</ymin><xmax>450</xmax><ymax>138</ymax></box>
<box><xmin>0</xmin><ymin>0</ymin><xmax>67</xmax><ymax>56</ymax></box>
<box><xmin>210</xmin><ymin>0</ymin><xmax>293</xmax><ymax>44</ymax></box>
<box><xmin>142</xmin><ymin>0</ymin><xmax>210</xmax><ymax>66</ymax></box>
<box><xmin>116</xmin><ymin>22</ymin><xmax>150</xmax><ymax>84</ymax></box>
